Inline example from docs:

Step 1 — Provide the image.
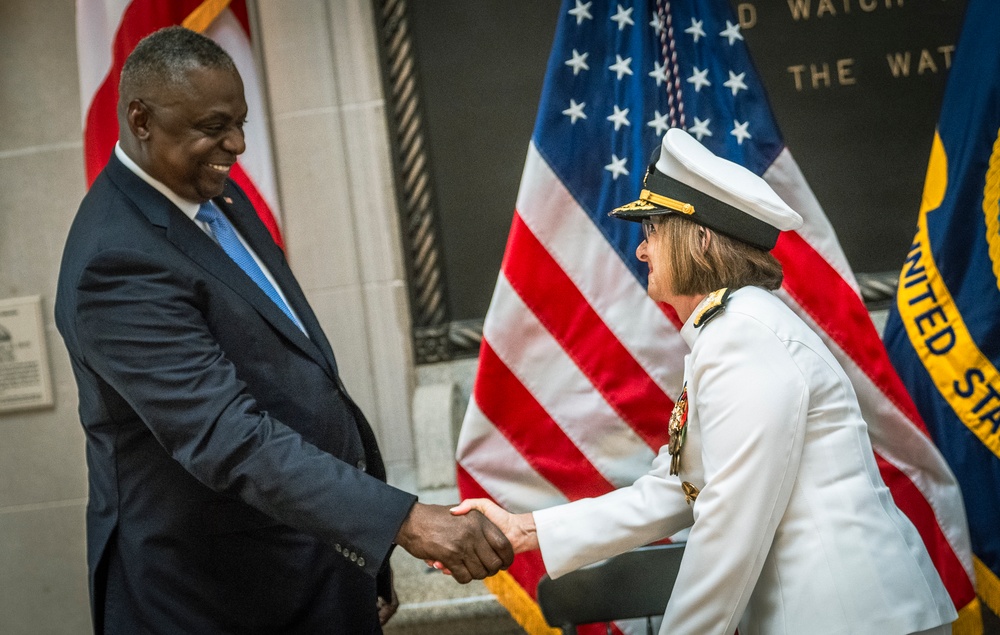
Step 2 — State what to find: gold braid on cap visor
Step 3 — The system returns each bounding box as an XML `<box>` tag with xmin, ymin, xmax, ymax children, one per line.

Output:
<box><xmin>639</xmin><ymin>189</ymin><xmax>695</xmax><ymax>215</ymax></box>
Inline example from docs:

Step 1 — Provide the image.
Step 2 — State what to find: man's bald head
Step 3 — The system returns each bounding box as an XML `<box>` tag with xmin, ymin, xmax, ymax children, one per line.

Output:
<box><xmin>118</xmin><ymin>26</ymin><xmax>237</xmax><ymax>120</ymax></box>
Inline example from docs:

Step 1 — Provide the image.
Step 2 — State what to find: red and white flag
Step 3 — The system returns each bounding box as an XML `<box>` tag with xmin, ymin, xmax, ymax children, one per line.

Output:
<box><xmin>75</xmin><ymin>0</ymin><xmax>284</xmax><ymax>246</ymax></box>
<box><xmin>456</xmin><ymin>1</ymin><xmax>979</xmax><ymax>633</ymax></box>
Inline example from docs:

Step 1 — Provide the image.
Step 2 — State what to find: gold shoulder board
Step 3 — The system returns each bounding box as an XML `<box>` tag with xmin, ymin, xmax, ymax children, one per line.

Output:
<box><xmin>692</xmin><ymin>287</ymin><xmax>732</xmax><ymax>329</ymax></box>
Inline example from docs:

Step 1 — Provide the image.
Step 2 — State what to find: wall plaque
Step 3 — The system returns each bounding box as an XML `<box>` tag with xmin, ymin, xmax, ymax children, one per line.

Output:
<box><xmin>0</xmin><ymin>296</ymin><xmax>54</xmax><ymax>413</ymax></box>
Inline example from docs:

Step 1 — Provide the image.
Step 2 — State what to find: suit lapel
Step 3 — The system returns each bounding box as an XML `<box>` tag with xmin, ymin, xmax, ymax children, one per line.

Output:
<box><xmin>105</xmin><ymin>155</ymin><xmax>338</xmax><ymax>380</ymax></box>
<box><xmin>213</xmin><ymin>191</ymin><xmax>342</xmax><ymax>379</ymax></box>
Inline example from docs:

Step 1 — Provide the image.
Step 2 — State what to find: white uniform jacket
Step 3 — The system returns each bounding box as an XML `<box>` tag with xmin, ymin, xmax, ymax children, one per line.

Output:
<box><xmin>533</xmin><ymin>286</ymin><xmax>956</xmax><ymax>635</ymax></box>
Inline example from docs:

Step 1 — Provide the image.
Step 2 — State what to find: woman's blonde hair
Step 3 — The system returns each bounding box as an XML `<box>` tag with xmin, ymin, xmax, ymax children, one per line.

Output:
<box><xmin>652</xmin><ymin>215</ymin><xmax>783</xmax><ymax>295</ymax></box>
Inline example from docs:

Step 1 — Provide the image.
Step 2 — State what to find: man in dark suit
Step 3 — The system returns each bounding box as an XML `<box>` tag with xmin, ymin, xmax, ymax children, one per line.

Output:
<box><xmin>55</xmin><ymin>26</ymin><xmax>511</xmax><ymax>634</ymax></box>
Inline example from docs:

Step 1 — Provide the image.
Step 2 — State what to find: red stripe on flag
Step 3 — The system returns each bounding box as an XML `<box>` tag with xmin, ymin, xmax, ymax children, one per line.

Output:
<box><xmin>455</xmin><ymin>462</ymin><xmax>492</xmax><ymax>502</ymax></box>
<box><xmin>228</xmin><ymin>0</ymin><xmax>251</xmax><ymax>36</ymax></box>
<box><xmin>775</xmin><ymin>231</ymin><xmax>926</xmax><ymax>432</ymax></box>
<box><xmin>657</xmin><ymin>299</ymin><xmax>683</xmax><ymax>330</ymax></box>
<box><xmin>503</xmin><ymin>213</ymin><xmax>673</xmax><ymax>451</ymax></box>
<box><xmin>875</xmin><ymin>455</ymin><xmax>976</xmax><ymax>605</ymax></box>
<box><xmin>456</xmin><ymin>466</ymin><xmax>624</xmax><ymax>635</ymax></box>
<box><xmin>503</xmin><ymin>549</ymin><xmax>548</xmax><ymax>603</ymax></box>
<box><xmin>475</xmin><ymin>341</ymin><xmax>616</xmax><ymax>500</ymax></box>
<box><xmin>230</xmin><ymin>162</ymin><xmax>284</xmax><ymax>249</ymax></box>
<box><xmin>84</xmin><ymin>83</ymin><xmax>119</xmax><ymax>185</ymax></box>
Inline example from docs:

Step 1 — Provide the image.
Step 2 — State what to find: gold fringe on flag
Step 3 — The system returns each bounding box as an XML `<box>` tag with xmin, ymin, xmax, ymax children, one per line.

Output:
<box><xmin>953</xmin><ymin>597</ymin><xmax>983</xmax><ymax>635</ymax></box>
<box><xmin>182</xmin><ymin>0</ymin><xmax>232</xmax><ymax>33</ymax></box>
<box><xmin>975</xmin><ymin>556</ymin><xmax>1000</xmax><ymax>623</ymax></box>
<box><xmin>483</xmin><ymin>571</ymin><xmax>561</xmax><ymax>635</ymax></box>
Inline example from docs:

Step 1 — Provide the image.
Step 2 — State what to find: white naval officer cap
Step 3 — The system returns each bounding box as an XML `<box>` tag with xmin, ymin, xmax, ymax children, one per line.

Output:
<box><xmin>609</xmin><ymin>128</ymin><xmax>803</xmax><ymax>250</ymax></box>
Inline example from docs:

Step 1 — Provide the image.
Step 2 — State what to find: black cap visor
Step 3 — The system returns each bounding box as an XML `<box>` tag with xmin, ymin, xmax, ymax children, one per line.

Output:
<box><xmin>609</xmin><ymin>169</ymin><xmax>779</xmax><ymax>250</ymax></box>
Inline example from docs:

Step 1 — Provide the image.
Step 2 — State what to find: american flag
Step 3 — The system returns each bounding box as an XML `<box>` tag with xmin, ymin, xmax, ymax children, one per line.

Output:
<box><xmin>455</xmin><ymin>0</ymin><xmax>978</xmax><ymax>632</ymax></box>
<box><xmin>75</xmin><ymin>0</ymin><xmax>284</xmax><ymax>247</ymax></box>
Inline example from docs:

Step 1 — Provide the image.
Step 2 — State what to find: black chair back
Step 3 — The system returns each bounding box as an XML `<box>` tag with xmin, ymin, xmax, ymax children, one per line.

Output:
<box><xmin>536</xmin><ymin>542</ymin><xmax>685</xmax><ymax>635</ymax></box>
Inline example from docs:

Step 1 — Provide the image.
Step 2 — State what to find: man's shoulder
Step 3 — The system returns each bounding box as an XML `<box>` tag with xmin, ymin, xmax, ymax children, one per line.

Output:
<box><xmin>72</xmin><ymin>172</ymin><xmax>146</xmax><ymax>234</ymax></box>
<box><xmin>64</xmin><ymin>171</ymin><xmax>173</xmax><ymax>274</ymax></box>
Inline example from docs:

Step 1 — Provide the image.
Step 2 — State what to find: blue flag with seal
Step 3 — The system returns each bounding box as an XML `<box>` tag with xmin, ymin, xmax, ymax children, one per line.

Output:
<box><xmin>883</xmin><ymin>0</ymin><xmax>1000</xmax><ymax>622</ymax></box>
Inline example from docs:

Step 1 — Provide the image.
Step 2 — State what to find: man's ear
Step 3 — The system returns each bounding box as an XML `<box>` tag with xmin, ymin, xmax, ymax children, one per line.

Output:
<box><xmin>126</xmin><ymin>99</ymin><xmax>151</xmax><ymax>140</ymax></box>
<box><xmin>700</xmin><ymin>226</ymin><xmax>712</xmax><ymax>252</ymax></box>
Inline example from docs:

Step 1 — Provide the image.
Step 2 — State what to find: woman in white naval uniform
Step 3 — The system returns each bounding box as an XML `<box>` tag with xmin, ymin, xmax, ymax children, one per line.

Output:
<box><xmin>450</xmin><ymin>129</ymin><xmax>957</xmax><ymax>635</ymax></box>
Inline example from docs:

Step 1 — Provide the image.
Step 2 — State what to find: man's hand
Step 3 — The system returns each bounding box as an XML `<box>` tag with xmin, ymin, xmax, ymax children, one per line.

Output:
<box><xmin>376</xmin><ymin>567</ymin><xmax>399</xmax><ymax>626</ymax></box>
<box><xmin>395</xmin><ymin>503</ymin><xmax>514</xmax><ymax>584</ymax></box>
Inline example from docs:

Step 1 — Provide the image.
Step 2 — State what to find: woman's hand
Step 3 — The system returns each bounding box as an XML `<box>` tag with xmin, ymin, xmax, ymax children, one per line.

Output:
<box><xmin>452</xmin><ymin>499</ymin><xmax>538</xmax><ymax>554</ymax></box>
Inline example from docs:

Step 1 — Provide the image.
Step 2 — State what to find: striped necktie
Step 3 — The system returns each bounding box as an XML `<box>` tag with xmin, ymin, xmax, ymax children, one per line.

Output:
<box><xmin>196</xmin><ymin>201</ymin><xmax>306</xmax><ymax>334</ymax></box>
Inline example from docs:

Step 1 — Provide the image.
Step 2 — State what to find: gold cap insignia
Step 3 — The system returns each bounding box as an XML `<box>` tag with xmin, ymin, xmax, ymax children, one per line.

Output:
<box><xmin>614</xmin><ymin>199</ymin><xmax>658</xmax><ymax>213</ymax></box>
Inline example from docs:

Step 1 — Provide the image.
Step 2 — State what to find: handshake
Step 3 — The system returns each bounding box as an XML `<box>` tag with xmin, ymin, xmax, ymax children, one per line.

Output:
<box><xmin>394</xmin><ymin>499</ymin><xmax>537</xmax><ymax>583</ymax></box>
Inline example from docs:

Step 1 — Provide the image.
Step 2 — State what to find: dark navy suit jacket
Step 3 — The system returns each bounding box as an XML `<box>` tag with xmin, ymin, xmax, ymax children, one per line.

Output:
<box><xmin>55</xmin><ymin>153</ymin><xmax>416</xmax><ymax>634</ymax></box>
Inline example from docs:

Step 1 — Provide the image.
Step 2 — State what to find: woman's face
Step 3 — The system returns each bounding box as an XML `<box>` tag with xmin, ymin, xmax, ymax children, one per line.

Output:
<box><xmin>637</xmin><ymin>218</ymin><xmax>714</xmax><ymax>322</ymax></box>
<box><xmin>636</xmin><ymin>217</ymin><xmax>676</xmax><ymax>305</ymax></box>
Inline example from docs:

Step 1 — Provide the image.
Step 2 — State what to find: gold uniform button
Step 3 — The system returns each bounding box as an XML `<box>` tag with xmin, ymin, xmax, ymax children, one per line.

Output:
<box><xmin>681</xmin><ymin>481</ymin><xmax>700</xmax><ymax>504</ymax></box>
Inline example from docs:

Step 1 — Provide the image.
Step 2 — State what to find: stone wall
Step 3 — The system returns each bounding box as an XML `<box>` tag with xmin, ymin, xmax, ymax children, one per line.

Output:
<box><xmin>0</xmin><ymin>1</ymin><xmax>423</xmax><ymax>631</ymax></box>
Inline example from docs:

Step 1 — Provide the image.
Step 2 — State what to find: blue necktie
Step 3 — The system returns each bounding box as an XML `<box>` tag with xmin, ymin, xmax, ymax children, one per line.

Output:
<box><xmin>196</xmin><ymin>201</ymin><xmax>306</xmax><ymax>334</ymax></box>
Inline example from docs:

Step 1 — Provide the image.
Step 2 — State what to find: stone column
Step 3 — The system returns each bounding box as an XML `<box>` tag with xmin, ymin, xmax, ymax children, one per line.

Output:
<box><xmin>254</xmin><ymin>0</ymin><xmax>418</xmax><ymax>490</ymax></box>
